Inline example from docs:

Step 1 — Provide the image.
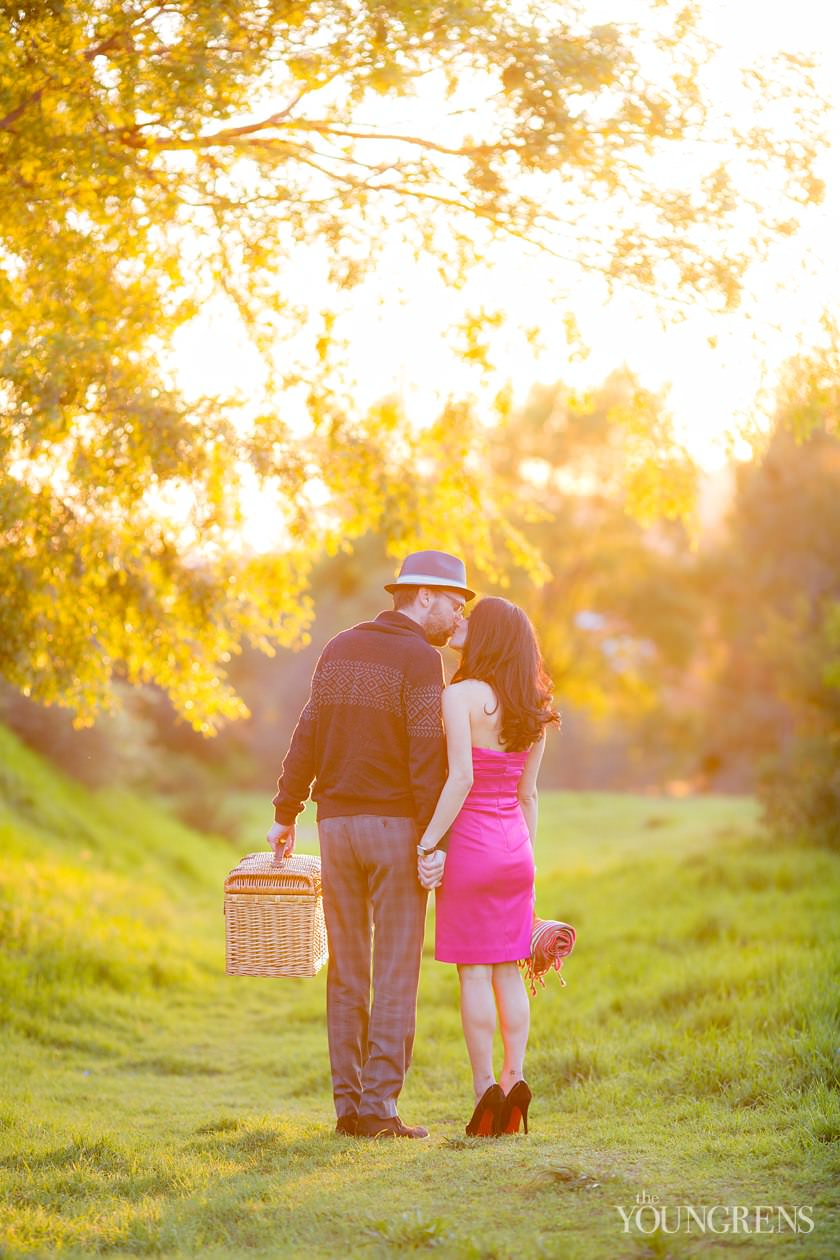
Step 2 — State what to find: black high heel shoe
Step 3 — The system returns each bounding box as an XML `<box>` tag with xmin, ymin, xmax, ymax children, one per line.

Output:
<box><xmin>500</xmin><ymin>1081</ymin><xmax>532</xmax><ymax>1134</ymax></box>
<box><xmin>465</xmin><ymin>1084</ymin><xmax>504</xmax><ymax>1137</ymax></box>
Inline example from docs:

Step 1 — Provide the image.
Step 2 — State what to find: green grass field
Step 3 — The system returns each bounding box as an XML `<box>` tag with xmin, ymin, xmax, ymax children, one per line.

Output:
<box><xmin>1</xmin><ymin>724</ymin><xmax>838</xmax><ymax>1259</ymax></box>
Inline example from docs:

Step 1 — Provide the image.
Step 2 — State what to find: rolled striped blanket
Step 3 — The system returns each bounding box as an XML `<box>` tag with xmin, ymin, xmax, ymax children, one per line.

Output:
<box><xmin>518</xmin><ymin>916</ymin><xmax>576</xmax><ymax>995</ymax></box>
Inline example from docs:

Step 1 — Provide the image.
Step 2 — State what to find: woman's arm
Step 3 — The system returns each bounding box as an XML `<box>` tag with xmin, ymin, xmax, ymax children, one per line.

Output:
<box><xmin>518</xmin><ymin>732</ymin><xmax>546</xmax><ymax>845</ymax></box>
<box><xmin>417</xmin><ymin>684</ymin><xmax>474</xmax><ymax>853</ymax></box>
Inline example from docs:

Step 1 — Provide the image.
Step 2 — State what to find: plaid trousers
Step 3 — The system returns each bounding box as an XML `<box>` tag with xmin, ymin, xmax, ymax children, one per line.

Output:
<box><xmin>318</xmin><ymin>815</ymin><xmax>428</xmax><ymax>1120</ymax></box>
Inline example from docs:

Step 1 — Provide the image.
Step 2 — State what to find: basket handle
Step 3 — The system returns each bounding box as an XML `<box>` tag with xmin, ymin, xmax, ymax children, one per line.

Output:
<box><xmin>269</xmin><ymin>853</ymin><xmax>320</xmax><ymax>892</ymax></box>
<box><xmin>271</xmin><ymin>826</ymin><xmax>300</xmax><ymax>860</ymax></box>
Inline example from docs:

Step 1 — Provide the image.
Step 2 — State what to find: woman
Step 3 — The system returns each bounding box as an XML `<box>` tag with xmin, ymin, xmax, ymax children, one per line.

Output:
<box><xmin>416</xmin><ymin>596</ymin><xmax>560</xmax><ymax>1137</ymax></box>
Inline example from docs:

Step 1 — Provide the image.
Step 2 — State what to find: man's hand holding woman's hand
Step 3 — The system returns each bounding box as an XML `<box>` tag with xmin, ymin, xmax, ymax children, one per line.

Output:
<box><xmin>417</xmin><ymin>849</ymin><xmax>446</xmax><ymax>890</ymax></box>
<box><xmin>267</xmin><ymin>820</ymin><xmax>295</xmax><ymax>861</ymax></box>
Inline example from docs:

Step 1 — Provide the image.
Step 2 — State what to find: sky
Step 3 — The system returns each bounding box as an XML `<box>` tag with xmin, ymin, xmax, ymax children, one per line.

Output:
<box><xmin>171</xmin><ymin>0</ymin><xmax>840</xmax><ymax>485</ymax></box>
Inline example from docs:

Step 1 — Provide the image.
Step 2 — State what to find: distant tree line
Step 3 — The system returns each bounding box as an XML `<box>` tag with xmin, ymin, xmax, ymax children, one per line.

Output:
<box><xmin>4</xmin><ymin>367</ymin><xmax>837</xmax><ymax>848</ymax></box>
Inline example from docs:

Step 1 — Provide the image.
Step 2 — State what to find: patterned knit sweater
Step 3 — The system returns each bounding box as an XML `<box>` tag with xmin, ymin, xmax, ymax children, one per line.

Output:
<box><xmin>272</xmin><ymin>611</ymin><xmax>447</xmax><ymax>833</ymax></box>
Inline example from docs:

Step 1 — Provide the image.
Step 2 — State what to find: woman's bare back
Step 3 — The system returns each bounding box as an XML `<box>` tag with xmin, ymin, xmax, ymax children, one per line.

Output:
<box><xmin>451</xmin><ymin>678</ymin><xmax>507</xmax><ymax>751</ymax></box>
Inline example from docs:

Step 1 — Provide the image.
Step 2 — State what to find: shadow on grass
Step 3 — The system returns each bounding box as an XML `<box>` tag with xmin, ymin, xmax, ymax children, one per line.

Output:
<box><xmin>187</xmin><ymin>1119</ymin><xmax>347</xmax><ymax>1175</ymax></box>
<box><xmin>530</xmin><ymin>1043</ymin><xmax>602</xmax><ymax>1091</ymax></box>
<box><xmin>120</xmin><ymin>1055</ymin><xmax>223</xmax><ymax>1077</ymax></box>
<box><xmin>1</xmin><ymin>1134</ymin><xmax>133</xmax><ymax>1175</ymax></box>
<box><xmin>10</xmin><ymin>1014</ymin><xmax>119</xmax><ymax>1057</ymax></box>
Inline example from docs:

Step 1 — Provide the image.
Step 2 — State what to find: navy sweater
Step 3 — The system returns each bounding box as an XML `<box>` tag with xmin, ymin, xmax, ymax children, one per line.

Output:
<box><xmin>272</xmin><ymin>611</ymin><xmax>447</xmax><ymax>833</ymax></box>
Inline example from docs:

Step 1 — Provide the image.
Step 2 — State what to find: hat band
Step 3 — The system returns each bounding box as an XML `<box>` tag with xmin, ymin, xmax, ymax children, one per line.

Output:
<box><xmin>390</xmin><ymin>574</ymin><xmax>465</xmax><ymax>588</ymax></box>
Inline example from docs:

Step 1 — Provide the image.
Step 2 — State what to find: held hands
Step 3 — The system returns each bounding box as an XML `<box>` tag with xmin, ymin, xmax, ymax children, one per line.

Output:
<box><xmin>417</xmin><ymin>848</ymin><xmax>446</xmax><ymax>890</ymax></box>
<box><xmin>267</xmin><ymin>821</ymin><xmax>295</xmax><ymax>862</ymax></box>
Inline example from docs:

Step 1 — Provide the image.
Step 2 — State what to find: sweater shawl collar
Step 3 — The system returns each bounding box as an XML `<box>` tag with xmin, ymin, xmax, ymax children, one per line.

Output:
<box><xmin>369</xmin><ymin>610</ymin><xmax>429</xmax><ymax>640</ymax></box>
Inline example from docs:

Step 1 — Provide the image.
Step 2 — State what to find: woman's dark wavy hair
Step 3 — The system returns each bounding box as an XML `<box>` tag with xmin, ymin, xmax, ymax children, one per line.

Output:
<box><xmin>451</xmin><ymin>597</ymin><xmax>560</xmax><ymax>751</ymax></box>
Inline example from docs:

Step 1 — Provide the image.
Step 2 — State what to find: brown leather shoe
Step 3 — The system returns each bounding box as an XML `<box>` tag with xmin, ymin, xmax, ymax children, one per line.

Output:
<box><xmin>334</xmin><ymin>1114</ymin><xmax>358</xmax><ymax>1136</ymax></box>
<box><xmin>356</xmin><ymin>1114</ymin><xmax>429</xmax><ymax>1139</ymax></box>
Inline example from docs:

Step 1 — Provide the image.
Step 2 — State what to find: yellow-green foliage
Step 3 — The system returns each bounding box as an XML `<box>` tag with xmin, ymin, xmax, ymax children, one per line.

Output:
<box><xmin>1</xmin><ymin>726</ymin><xmax>838</xmax><ymax>1259</ymax></box>
<box><xmin>0</xmin><ymin>2</ymin><xmax>826</xmax><ymax>730</ymax></box>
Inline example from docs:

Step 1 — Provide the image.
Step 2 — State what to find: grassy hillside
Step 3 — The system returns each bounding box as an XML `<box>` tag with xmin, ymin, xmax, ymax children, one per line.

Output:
<box><xmin>1</xmin><ymin>724</ymin><xmax>838</xmax><ymax>1259</ymax></box>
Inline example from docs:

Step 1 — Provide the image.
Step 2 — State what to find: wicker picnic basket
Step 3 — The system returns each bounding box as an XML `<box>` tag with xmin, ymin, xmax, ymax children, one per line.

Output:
<box><xmin>224</xmin><ymin>852</ymin><xmax>328</xmax><ymax>978</ymax></box>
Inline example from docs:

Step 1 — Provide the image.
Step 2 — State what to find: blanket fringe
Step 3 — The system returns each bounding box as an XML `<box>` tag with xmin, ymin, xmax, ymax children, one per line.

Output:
<box><xmin>517</xmin><ymin>955</ymin><xmax>567</xmax><ymax>997</ymax></box>
<box><xmin>518</xmin><ymin>917</ymin><xmax>576</xmax><ymax>997</ymax></box>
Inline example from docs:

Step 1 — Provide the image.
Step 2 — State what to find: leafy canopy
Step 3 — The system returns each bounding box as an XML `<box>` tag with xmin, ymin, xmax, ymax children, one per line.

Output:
<box><xmin>0</xmin><ymin>0</ymin><xmax>824</xmax><ymax>727</ymax></box>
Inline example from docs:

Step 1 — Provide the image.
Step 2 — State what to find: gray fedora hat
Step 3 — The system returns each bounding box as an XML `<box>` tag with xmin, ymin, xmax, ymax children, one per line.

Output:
<box><xmin>384</xmin><ymin>549</ymin><xmax>475</xmax><ymax>600</ymax></box>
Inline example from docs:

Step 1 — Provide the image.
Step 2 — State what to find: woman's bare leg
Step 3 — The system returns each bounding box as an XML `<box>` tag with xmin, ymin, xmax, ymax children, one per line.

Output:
<box><xmin>493</xmin><ymin>963</ymin><xmax>530</xmax><ymax>1092</ymax></box>
<box><xmin>457</xmin><ymin>963</ymin><xmax>497</xmax><ymax>1101</ymax></box>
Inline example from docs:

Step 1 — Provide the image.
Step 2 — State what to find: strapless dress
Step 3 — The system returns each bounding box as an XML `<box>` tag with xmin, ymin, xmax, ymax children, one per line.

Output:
<box><xmin>434</xmin><ymin>746</ymin><xmax>535</xmax><ymax>964</ymax></box>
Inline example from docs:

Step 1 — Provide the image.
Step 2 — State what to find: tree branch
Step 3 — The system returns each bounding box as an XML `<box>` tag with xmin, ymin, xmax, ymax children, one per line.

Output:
<box><xmin>277</xmin><ymin>120</ymin><xmax>508</xmax><ymax>159</ymax></box>
<box><xmin>114</xmin><ymin>115</ymin><xmax>513</xmax><ymax>158</ymax></box>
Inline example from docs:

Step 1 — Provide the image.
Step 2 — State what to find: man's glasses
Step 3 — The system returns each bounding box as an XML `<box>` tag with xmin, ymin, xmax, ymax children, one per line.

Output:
<box><xmin>437</xmin><ymin>591</ymin><xmax>466</xmax><ymax>616</ymax></box>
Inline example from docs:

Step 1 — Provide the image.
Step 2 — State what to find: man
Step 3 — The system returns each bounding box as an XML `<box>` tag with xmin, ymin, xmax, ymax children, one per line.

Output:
<box><xmin>267</xmin><ymin>549</ymin><xmax>474</xmax><ymax>1138</ymax></box>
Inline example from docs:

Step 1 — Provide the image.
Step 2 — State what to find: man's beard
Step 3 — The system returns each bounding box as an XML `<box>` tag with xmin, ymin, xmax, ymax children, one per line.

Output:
<box><xmin>425</xmin><ymin>626</ymin><xmax>451</xmax><ymax>646</ymax></box>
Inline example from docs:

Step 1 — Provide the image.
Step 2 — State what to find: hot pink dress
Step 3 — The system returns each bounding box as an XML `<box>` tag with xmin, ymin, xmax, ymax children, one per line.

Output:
<box><xmin>434</xmin><ymin>746</ymin><xmax>535</xmax><ymax>965</ymax></box>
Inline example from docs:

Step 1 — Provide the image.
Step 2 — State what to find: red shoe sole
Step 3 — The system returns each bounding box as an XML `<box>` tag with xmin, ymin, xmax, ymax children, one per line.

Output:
<box><xmin>503</xmin><ymin>1106</ymin><xmax>522</xmax><ymax>1134</ymax></box>
<box><xmin>476</xmin><ymin>1109</ymin><xmax>495</xmax><ymax>1136</ymax></box>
